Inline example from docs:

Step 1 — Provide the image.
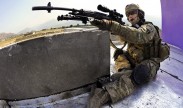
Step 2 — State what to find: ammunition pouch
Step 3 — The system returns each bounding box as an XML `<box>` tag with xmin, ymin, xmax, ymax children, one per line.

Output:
<box><xmin>143</xmin><ymin>39</ymin><xmax>170</xmax><ymax>62</ymax></box>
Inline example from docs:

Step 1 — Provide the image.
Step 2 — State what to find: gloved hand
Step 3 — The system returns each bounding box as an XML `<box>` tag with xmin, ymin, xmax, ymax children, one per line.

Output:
<box><xmin>113</xmin><ymin>48</ymin><xmax>123</xmax><ymax>60</ymax></box>
<box><xmin>97</xmin><ymin>76</ymin><xmax>110</xmax><ymax>88</ymax></box>
<box><xmin>90</xmin><ymin>19</ymin><xmax>111</xmax><ymax>30</ymax></box>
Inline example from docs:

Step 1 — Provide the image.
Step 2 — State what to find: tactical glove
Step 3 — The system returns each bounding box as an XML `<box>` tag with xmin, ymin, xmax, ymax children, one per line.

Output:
<box><xmin>113</xmin><ymin>48</ymin><xmax>124</xmax><ymax>60</ymax></box>
<box><xmin>97</xmin><ymin>76</ymin><xmax>110</xmax><ymax>88</ymax></box>
<box><xmin>90</xmin><ymin>19</ymin><xmax>111</xmax><ymax>30</ymax></box>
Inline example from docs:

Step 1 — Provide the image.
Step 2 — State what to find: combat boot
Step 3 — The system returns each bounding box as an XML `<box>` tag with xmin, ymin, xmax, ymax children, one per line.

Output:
<box><xmin>88</xmin><ymin>88</ymin><xmax>111</xmax><ymax>108</ymax></box>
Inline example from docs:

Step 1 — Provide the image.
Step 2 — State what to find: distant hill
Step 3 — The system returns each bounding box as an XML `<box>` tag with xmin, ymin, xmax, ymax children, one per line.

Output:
<box><xmin>0</xmin><ymin>33</ymin><xmax>16</xmax><ymax>40</ymax></box>
<box><xmin>18</xmin><ymin>19</ymin><xmax>84</xmax><ymax>34</ymax></box>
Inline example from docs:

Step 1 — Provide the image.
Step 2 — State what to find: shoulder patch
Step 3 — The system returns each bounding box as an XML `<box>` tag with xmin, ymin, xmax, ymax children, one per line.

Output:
<box><xmin>146</xmin><ymin>24</ymin><xmax>154</xmax><ymax>34</ymax></box>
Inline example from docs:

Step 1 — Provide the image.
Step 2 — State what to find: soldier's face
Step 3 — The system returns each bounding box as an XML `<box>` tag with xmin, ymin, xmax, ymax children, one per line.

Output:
<box><xmin>127</xmin><ymin>10</ymin><xmax>140</xmax><ymax>25</ymax></box>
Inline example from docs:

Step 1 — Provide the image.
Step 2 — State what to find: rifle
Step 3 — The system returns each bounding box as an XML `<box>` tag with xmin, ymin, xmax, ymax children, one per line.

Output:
<box><xmin>32</xmin><ymin>2</ymin><xmax>124</xmax><ymax>50</ymax></box>
<box><xmin>32</xmin><ymin>2</ymin><xmax>125</xmax><ymax>25</ymax></box>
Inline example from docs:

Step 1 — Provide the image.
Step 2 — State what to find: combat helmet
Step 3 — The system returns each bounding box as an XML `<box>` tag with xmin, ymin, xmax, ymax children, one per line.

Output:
<box><xmin>125</xmin><ymin>4</ymin><xmax>143</xmax><ymax>16</ymax></box>
<box><xmin>125</xmin><ymin>3</ymin><xmax>145</xmax><ymax>21</ymax></box>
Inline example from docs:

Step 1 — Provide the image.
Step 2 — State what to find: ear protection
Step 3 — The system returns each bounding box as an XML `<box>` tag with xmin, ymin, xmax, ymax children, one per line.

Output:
<box><xmin>138</xmin><ymin>9</ymin><xmax>145</xmax><ymax>19</ymax></box>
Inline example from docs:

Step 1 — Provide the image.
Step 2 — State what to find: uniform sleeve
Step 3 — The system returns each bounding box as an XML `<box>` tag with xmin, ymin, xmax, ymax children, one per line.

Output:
<box><xmin>108</xmin><ymin>21</ymin><xmax>156</xmax><ymax>44</ymax></box>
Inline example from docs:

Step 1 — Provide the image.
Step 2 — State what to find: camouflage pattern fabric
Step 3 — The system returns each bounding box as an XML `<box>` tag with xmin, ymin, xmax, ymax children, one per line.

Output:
<box><xmin>91</xmin><ymin>19</ymin><xmax>160</xmax><ymax>63</ymax></box>
<box><xmin>88</xmin><ymin>59</ymin><xmax>159</xmax><ymax>107</ymax></box>
<box><xmin>106</xmin><ymin>20</ymin><xmax>160</xmax><ymax>102</ymax></box>
<box><xmin>89</xmin><ymin>19</ymin><xmax>161</xmax><ymax>107</ymax></box>
<box><xmin>88</xmin><ymin>88</ymin><xmax>110</xmax><ymax>108</ymax></box>
<box><xmin>114</xmin><ymin>54</ymin><xmax>131</xmax><ymax>72</ymax></box>
<box><xmin>106</xmin><ymin>59</ymin><xmax>159</xmax><ymax>103</ymax></box>
<box><xmin>105</xmin><ymin>70</ymin><xmax>135</xmax><ymax>103</ymax></box>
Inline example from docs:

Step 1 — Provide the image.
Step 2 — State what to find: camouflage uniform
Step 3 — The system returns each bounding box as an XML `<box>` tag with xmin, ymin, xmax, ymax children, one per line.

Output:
<box><xmin>88</xmin><ymin>4</ymin><xmax>162</xmax><ymax>108</ymax></box>
<box><xmin>111</xmin><ymin>20</ymin><xmax>161</xmax><ymax>71</ymax></box>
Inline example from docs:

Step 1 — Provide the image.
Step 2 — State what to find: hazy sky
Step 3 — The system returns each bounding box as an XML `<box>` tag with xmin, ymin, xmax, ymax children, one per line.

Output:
<box><xmin>0</xmin><ymin>0</ymin><xmax>161</xmax><ymax>33</ymax></box>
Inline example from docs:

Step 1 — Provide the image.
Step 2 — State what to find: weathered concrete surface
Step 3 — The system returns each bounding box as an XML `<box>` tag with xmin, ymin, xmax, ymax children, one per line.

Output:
<box><xmin>6</xmin><ymin>44</ymin><xmax>183</xmax><ymax>108</ymax></box>
<box><xmin>0</xmin><ymin>29</ymin><xmax>110</xmax><ymax>100</ymax></box>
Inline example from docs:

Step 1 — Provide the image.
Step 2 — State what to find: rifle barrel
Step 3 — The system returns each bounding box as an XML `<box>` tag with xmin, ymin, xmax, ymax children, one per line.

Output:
<box><xmin>32</xmin><ymin>6</ymin><xmax>79</xmax><ymax>12</ymax></box>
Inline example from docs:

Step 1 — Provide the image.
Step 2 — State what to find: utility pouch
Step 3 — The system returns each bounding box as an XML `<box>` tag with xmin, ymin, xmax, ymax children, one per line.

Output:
<box><xmin>159</xmin><ymin>42</ymin><xmax>170</xmax><ymax>62</ymax></box>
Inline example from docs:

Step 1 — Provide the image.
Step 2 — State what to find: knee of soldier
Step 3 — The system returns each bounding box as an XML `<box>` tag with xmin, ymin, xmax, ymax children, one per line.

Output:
<box><xmin>132</xmin><ymin>60</ymin><xmax>159</xmax><ymax>85</ymax></box>
<box><xmin>132</xmin><ymin>63</ymin><xmax>150</xmax><ymax>85</ymax></box>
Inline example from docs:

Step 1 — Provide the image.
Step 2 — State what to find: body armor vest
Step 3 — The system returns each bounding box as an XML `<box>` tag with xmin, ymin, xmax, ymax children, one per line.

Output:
<box><xmin>127</xmin><ymin>22</ymin><xmax>163</xmax><ymax>64</ymax></box>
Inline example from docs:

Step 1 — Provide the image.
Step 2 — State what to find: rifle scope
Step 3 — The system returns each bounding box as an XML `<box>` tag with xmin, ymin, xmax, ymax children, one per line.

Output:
<box><xmin>97</xmin><ymin>5</ymin><xmax>123</xmax><ymax>17</ymax></box>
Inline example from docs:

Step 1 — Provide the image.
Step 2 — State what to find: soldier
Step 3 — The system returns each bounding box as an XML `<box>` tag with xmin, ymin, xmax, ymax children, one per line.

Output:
<box><xmin>88</xmin><ymin>4</ymin><xmax>166</xmax><ymax>108</ymax></box>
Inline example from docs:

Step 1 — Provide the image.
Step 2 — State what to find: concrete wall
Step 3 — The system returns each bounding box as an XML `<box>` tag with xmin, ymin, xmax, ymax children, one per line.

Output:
<box><xmin>0</xmin><ymin>29</ymin><xmax>110</xmax><ymax>100</ymax></box>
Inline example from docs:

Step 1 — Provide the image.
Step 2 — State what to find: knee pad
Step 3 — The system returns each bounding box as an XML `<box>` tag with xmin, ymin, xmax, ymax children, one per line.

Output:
<box><xmin>132</xmin><ymin>64</ymin><xmax>150</xmax><ymax>85</ymax></box>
